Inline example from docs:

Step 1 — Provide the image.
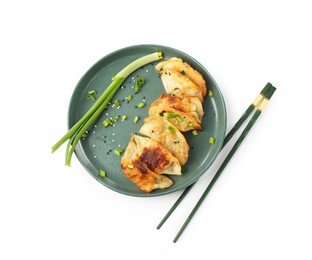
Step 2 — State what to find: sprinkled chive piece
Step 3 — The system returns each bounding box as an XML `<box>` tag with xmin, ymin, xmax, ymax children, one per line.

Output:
<box><xmin>188</xmin><ymin>122</ymin><xmax>194</xmax><ymax>127</ymax></box>
<box><xmin>134</xmin><ymin>77</ymin><xmax>145</xmax><ymax>93</ymax></box>
<box><xmin>86</xmin><ymin>90</ymin><xmax>97</xmax><ymax>100</ymax></box>
<box><xmin>137</xmin><ymin>101</ymin><xmax>145</xmax><ymax>108</ymax></box>
<box><xmin>209</xmin><ymin>137</ymin><xmax>215</xmax><ymax>144</ymax></box>
<box><xmin>51</xmin><ymin>52</ymin><xmax>163</xmax><ymax>166</ymax></box>
<box><xmin>99</xmin><ymin>169</ymin><xmax>106</xmax><ymax>177</ymax></box>
<box><xmin>133</xmin><ymin>116</ymin><xmax>139</xmax><ymax>124</ymax></box>
<box><xmin>121</xmin><ymin>115</ymin><xmax>127</xmax><ymax>121</ymax></box>
<box><xmin>127</xmin><ymin>95</ymin><xmax>132</xmax><ymax>101</ymax></box>
<box><xmin>114</xmin><ymin>148</ymin><xmax>124</xmax><ymax>156</ymax></box>
<box><xmin>113</xmin><ymin>99</ymin><xmax>120</xmax><ymax>108</ymax></box>
<box><xmin>112</xmin><ymin>117</ymin><xmax>119</xmax><ymax>123</ymax></box>
<box><xmin>168</xmin><ymin>126</ymin><xmax>175</xmax><ymax>132</ymax></box>
<box><xmin>192</xmin><ymin>130</ymin><xmax>198</xmax><ymax>136</ymax></box>
<box><xmin>208</xmin><ymin>90</ymin><xmax>213</xmax><ymax>97</ymax></box>
<box><xmin>167</xmin><ymin>112</ymin><xmax>184</xmax><ymax>122</ymax></box>
<box><xmin>136</xmin><ymin>77</ymin><xmax>144</xmax><ymax>86</ymax></box>
<box><xmin>102</xmin><ymin>118</ymin><xmax>112</xmax><ymax>127</ymax></box>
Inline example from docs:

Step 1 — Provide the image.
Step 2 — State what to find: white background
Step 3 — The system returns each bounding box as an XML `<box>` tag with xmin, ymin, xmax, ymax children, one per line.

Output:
<box><xmin>1</xmin><ymin>0</ymin><xmax>311</xmax><ymax>259</ymax></box>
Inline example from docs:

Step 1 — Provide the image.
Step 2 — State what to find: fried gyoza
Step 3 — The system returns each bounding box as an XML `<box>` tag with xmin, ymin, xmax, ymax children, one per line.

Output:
<box><xmin>121</xmin><ymin>135</ymin><xmax>173</xmax><ymax>193</ymax></box>
<box><xmin>155</xmin><ymin>57</ymin><xmax>207</xmax><ymax>98</ymax></box>
<box><xmin>158</xmin><ymin>70</ymin><xmax>204</xmax><ymax>102</ymax></box>
<box><xmin>133</xmin><ymin>134</ymin><xmax>181</xmax><ymax>175</ymax></box>
<box><xmin>139</xmin><ymin>115</ymin><xmax>189</xmax><ymax>165</ymax></box>
<box><xmin>149</xmin><ymin>94</ymin><xmax>204</xmax><ymax>132</ymax></box>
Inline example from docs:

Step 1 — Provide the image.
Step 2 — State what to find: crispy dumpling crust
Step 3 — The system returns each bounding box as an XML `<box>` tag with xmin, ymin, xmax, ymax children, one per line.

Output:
<box><xmin>149</xmin><ymin>94</ymin><xmax>203</xmax><ymax>131</ymax></box>
<box><xmin>133</xmin><ymin>134</ymin><xmax>181</xmax><ymax>175</ymax></box>
<box><xmin>155</xmin><ymin>57</ymin><xmax>207</xmax><ymax>97</ymax></box>
<box><xmin>159</xmin><ymin>70</ymin><xmax>203</xmax><ymax>102</ymax></box>
<box><xmin>139</xmin><ymin>115</ymin><xmax>189</xmax><ymax>165</ymax></box>
<box><xmin>121</xmin><ymin>136</ymin><xmax>173</xmax><ymax>193</ymax></box>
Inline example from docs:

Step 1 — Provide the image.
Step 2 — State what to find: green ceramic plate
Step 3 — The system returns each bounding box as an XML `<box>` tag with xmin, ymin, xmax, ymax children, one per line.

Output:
<box><xmin>68</xmin><ymin>44</ymin><xmax>227</xmax><ymax>197</ymax></box>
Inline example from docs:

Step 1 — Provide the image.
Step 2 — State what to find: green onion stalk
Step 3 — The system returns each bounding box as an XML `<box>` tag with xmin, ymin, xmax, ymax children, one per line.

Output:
<box><xmin>52</xmin><ymin>51</ymin><xmax>163</xmax><ymax>166</ymax></box>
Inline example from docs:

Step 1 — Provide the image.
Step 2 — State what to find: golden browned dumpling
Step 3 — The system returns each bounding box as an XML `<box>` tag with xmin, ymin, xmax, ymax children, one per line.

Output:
<box><xmin>181</xmin><ymin>96</ymin><xmax>204</xmax><ymax>123</ymax></box>
<box><xmin>139</xmin><ymin>115</ymin><xmax>189</xmax><ymax>165</ymax></box>
<box><xmin>149</xmin><ymin>94</ymin><xmax>204</xmax><ymax>130</ymax></box>
<box><xmin>133</xmin><ymin>134</ymin><xmax>181</xmax><ymax>175</ymax></box>
<box><xmin>155</xmin><ymin>57</ymin><xmax>207</xmax><ymax>97</ymax></box>
<box><xmin>158</xmin><ymin>70</ymin><xmax>203</xmax><ymax>102</ymax></box>
<box><xmin>121</xmin><ymin>136</ymin><xmax>173</xmax><ymax>193</ymax></box>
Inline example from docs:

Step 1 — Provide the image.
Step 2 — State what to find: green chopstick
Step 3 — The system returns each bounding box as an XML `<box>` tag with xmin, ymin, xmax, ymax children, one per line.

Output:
<box><xmin>172</xmin><ymin>85</ymin><xmax>276</xmax><ymax>243</ymax></box>
<box><xmin>156</xmin><ymin>83</ymin><xmax>273</xmax><ymax>230</ymax></box>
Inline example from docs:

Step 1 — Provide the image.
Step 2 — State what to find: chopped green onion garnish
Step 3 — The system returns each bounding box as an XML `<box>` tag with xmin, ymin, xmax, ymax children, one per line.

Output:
<box><xmin>168</xmin><ymin>126</ymin><xmax>175</xmax><ymax>132</ymax></box>
<box><xmin>188</xmin><ymin>122</ymin><xmax>194</xmax><ymax>127</ymax></box>
<box><xmin>88</xmin><ymin>90</ymin><xmax>96</xmax><ymax>95</ymax></box>
<box><xmin>209</xmin><ymin>137</ymin><xmax>215</xmax><ymax>144</ymax></box>
<box><xmin>175</xmin><ymin>115</ymin><xmax>184</xmax><ymax>122</ymax></box>
<box><xmin>114</xmin><ymin>149</ymin><xmax>124</xmax><ymax>156</ymax></box>
<box><xmin>133</xmin><ymin>116</ymin><xmax>139</xmax><ymax>124</ymax></box>
<box><xmin>86</xmin><ymin>90</ymin><xmax>97</xmax><ymax>101</ymax></box>
<box><xmin>51</xmin><ymin>52</ymin><xmax>163</xmax><ymax>166</ymax></box>
<box><xmin>121</xmin><ymin>115</ymin><xmax>127</xmax><ymax>121</ymax></box>
<box><xmin>166</xmin><ymin>112</ymin><xmax>176</xmax><ymax>119</ymax></box>
<box><xmin>180</xmin><ymin>70</ymin><xmax>186</xmax><ymax>75</ymax></box>
<box><xmin>208</xmin><ymin>90</ymin><xmax>213</xmax><ymax>97</ymax></box>
<box><xmin>167</xmin><ymin>112</ymin><xmax>183</xmax><ymax>122</ymax></box>
<box><xmin>113</xmin><ymin>99</ymin><xmax>120</xmax><ymax>108</ymax></box>
<box><xmin>111</xmin><ymin>117</ymin><xmax>119</xmax><ymax>123</ymax></box>
<box><xmin>134</xmin><ymin>85</ymin><xmax>140</xmax><ymax>93</ymax></box>
<box><xmin>127</xmin><ymin>95</ymin><xmax>132</xmax><ymax>101</ymax></box>
<box><xmin>136</xmin><ymin>77</ymin><xmax>145</xmax><ymax>87</ymax></box>
<box><xmin>192</xmin><ymin>130</ymin><xmax>198</xmax><ymax>136</ymax></box>
<box><xmin>133</xmin><ymin>77</ymin><xmax>145</xmax><ymax>94</ymax></box>
<box><xmin>102</xmin><ymin>118</ymin><xmax>112</xmax><ymax>127</ymax></box>
<box><xmin>137</xmin><ymin>101</ymin><xmax>146</xmax><ymax>108</ymax></box>
<box><xmin>99</xmin><ymin>170</ymin><xmax>106</xmax><ymax>177</ymax></box>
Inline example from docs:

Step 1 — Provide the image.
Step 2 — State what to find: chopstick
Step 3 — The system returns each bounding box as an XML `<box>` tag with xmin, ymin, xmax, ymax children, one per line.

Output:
<box><xmin>156</xmin><ymin>83</ymin><xmax>276</xmax><ymax>242</ymax></box>
<box><xmin>172</xmin><ymin>85</ymin><xmax>276</xmax><ymax>242</ymax></box>
<box><xmin>157</xmin><ymin>83</ymin><xmax>274</xmax><ymax>231</ymax></box>
<box><xmin>156</xmin><ymin>82</ymin><xmax>273</xmax><ymax>229</ymax></box>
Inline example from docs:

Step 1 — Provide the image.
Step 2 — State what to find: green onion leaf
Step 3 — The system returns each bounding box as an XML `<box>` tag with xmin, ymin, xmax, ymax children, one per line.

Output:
<box><xmin>114</xmin><ymin>149</ymin><xmax>124</xmax><ymax>156</ymax></box>
<box><xmin>208</xmin><ymin>90</ymin><xmax>213</xmax><ymax>97</ymax></box>
<box><xmin>86</xmin><ymin>90</ymin><xmax>97</xmax><ymax>101</ymax></box>
<box><xmin>137</xmin><ymin>101</ymin><xmax>146</xmax><ymax>108</ymax></box>
<box><xmin>136</xmin><ymin>77</ymin><xmax>145</xmax><ymax>87</ymax></box>
<box><xmin>209</xmin><ymin>137</ymin><xmax>215</xmax><ymax>144</ymax></box>
<box><xmin>192</xmin><ymin>130</ymin><xmax>198</xmax><ymax>136</ymax></box>
<box><xmin>133</xmin><ymin>116</ymin><xmax>139</xmax><ymax>124</ymax></box>
<box><xmin>121</xmin><ymin>115</ymin><xmax>127</xmax><ymax>121</ymax></box>
<box><xmin>168</xmin><ymin>126</ymin><xmax>175</xmax><ymax>132</ymax></box>
<box><xmin>102</xmin><ymin>118</ymin><xmax>112</xmax><ymax>128</ymax></box>
<box><xmin>51</xmin><ymin>52</ymin><xmax>163</xmax><ymax>166</ymax></box>
<box><xmin>113</xmin><ymin>99</ymin><xmax>120</xmax><ymax>108</ymax></box>
<box><xmin>167</xmin><ymin>112</ymin><xmax>183</xmax><ymax>122</ymax></box>
<box><xmin>111</xmin><ymin>117</ymin><xmax>119</xmax><ymax>123</ymax></box>
<box><xmin>99</xmin><ymin>170</ymin><xmax>106</xmax><ymax>177</ymax></box>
